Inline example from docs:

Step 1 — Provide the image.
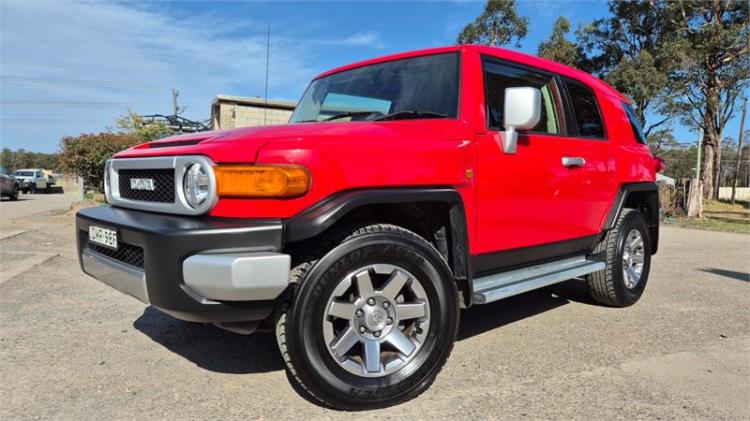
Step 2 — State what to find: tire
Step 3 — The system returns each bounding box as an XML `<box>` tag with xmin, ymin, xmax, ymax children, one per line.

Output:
<box><xmin>586</xmin><ymin>208</ymin><xmax>651</xmax><ymax>307</ymax></box>
<box><xmin>276</xmin><ymin>224</ymin><xmax>459</xmax><ymax>410</ymax></box>
<box><xmin>9</xmin><ymin>184</ymin><xmax>18</xmax><ymax>201</ymax></box>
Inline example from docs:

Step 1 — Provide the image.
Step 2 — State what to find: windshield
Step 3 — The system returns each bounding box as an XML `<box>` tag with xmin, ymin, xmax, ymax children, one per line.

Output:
<box><xmin>12</xmin><ymin>171</ymin><xmax>34</xmax><ymax>177</ymax></box>
<box><xmin>291</xmin><ymin>53</ymin><xmax>460</xmax><ymax>123</ymax></box>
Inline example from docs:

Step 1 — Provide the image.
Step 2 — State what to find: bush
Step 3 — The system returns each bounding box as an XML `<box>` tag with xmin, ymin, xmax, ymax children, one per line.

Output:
<box><xmin>59</xmin><ymin>132</ymin><xmax>142</xmax><ymax>192</ymax></box>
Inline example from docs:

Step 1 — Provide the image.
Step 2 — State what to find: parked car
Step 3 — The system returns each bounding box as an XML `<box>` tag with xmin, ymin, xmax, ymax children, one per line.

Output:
<box><xmin>76</xmin><ymin>45</ymin><xmax>661</xmax><ymax>410</ymax></box>
<box><xmin>11</xmin><ymin>168</ymin><xmax>53</xmax><ymax>193</ymax></box>
<box><xmin>0</xmin><ymin>166</ymin><xmax>19</xmax><ymax>200</ymax></box>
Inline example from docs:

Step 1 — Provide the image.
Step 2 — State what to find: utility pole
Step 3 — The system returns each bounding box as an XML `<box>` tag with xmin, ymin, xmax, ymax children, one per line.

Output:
<box><xmin>731</xmin><ymin>97</ymin><xmax>747</xmax><ymax>205</ymax></box>
<box><xmin>695</xmin><ymin>129</ymin><xmax>703</xmax><ymax>180</ymax></box>
<box><xmin>172</xmin><ymin>89</ymin><xmax>179</xmax><ymax>117</ymax></box>
<box><xmin>263</xmin><ymin>25</ymin><xmax>270</xmax><ymax>125</ymax></box>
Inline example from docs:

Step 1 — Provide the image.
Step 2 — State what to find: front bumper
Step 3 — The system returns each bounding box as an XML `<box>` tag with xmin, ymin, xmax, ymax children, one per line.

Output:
<box><xmin>76</xmin><ymin>206</ymin><xmax>290</xmax><ymax>323</ymax></box>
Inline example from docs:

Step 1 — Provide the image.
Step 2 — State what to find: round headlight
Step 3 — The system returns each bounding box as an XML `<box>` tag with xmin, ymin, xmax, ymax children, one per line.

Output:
<box><xmin>183</xmin><ymin>163</ymin><xmax>211</xmax><ymax>208</ymax></box>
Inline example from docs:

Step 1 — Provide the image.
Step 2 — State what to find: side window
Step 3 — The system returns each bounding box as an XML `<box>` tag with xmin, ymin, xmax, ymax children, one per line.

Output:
<box><xmin>563</xmin><ymin>78</ymin><xmax>605</xmax><ymax>139</ymax></box>
<box><xmin>483</xmin><ymin>60</ymin><xmax>564</xmax><ymax>134</ymax></box>
<box><xmin>36</xmin><ymin>171</ymin><xmax>42</xmax><ymax>178</ymax></box>
<box><xmin>622</xmin><ymin>102</ymin><xmax>647</xmax><ymax>144</ymax></box>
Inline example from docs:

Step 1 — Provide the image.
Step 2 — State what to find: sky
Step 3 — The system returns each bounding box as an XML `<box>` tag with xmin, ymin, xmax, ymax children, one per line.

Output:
<box><xmin>0</xmin><ymin>0</ymin><xmax>747</xmax><ymax>152</ymax></box>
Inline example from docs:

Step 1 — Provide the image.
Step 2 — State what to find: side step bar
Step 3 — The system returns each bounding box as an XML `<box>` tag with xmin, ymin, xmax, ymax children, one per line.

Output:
<box><xmin>472</xmin><ymin>255</ymin><xmax>605</xmax><ymax>305</ymax></box>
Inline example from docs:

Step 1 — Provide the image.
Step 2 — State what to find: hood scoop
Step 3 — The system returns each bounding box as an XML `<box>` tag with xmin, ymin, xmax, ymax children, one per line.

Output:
<box><xmin>147</xmin><ymin>137</ymin><xmax>210</xmax><ymax>149</ymax></box>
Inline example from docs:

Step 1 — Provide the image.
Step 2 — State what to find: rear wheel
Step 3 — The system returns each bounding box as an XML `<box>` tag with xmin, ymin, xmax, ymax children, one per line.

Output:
<box><xmin>276</xmin><ymin>224</ymin><xmax>459</xmax><ymax>410</ymax></box>
<box><xmin>586</xmin><ymin>209</ymin><xmax>651</xmax><ymax>307</ymax></box>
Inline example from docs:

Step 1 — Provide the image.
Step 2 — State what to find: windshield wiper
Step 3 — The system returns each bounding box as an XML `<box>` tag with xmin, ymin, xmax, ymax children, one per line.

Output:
<box><xmin>323</xmin><ymin>111</ymin><xmax>379</xmax><ymax>121</ymax></box>
<box><xmin>373</xmin><ymin>110</ymin><xmax>449</xmax><ymax>121</ymax></box>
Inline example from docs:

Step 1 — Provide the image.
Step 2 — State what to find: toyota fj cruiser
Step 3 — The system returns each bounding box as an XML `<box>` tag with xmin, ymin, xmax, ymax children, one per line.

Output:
<box><xmin>76</xmin><ymin>45</ymin><xmax>661</xmax><ymax>410</ymax></box>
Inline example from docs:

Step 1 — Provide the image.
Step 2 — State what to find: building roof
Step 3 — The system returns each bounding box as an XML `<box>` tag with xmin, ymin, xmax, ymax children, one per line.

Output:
<box><xmin>213</xmin><ymin>95</ymin><xmax>296</xmax><ymax>110</ymax></box>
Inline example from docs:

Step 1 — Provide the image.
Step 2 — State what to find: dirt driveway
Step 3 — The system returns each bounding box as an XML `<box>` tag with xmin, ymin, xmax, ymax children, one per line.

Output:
<box><xmin>1</xmin><ymin>198</ymin><xmax>748</xmax><ymax>419</ymax></box>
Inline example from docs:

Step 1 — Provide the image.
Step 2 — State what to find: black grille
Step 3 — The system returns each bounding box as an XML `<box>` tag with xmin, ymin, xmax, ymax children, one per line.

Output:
<box><xmin>119</xmin><ymin>169</ymin><xmax>175</xmax><ymax>203</ymax></box>
<box><xmin>88</xmin><ymin>241</ymin><xmax>145</xmax><ymax>269</ymax></box>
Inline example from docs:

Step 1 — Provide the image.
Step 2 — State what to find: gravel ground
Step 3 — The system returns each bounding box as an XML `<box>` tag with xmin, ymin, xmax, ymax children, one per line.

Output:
<box><xmin>1</xmin><ymin>202</ymin><xmax>748</xmax><ymax>419</ymax></box>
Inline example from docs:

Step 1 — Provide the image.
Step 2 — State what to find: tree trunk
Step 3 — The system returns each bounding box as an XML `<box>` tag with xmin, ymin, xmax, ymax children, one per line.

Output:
<box><xmin>701</xmin><ymin>78</ymin><xmax>721</xmax><ymax>200</ymax></box>
<box><xmin>701</xmin><ymin>138</ymin><xmax>716</xmax><ymax>199</ymax></box>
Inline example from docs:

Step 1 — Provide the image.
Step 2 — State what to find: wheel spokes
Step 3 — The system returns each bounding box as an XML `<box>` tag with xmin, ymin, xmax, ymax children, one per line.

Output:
<box><xmin>380</xmin><ymin>270</ymin><xmax>409</xmax><ymax>300</ymax></box>
<box><xmin>355</xmin><ymin>270</ymin><xmax>375</xmax><ymax>298</ymax></box>
<box><xmin>397</xmin><ymin>302</ymin><xmax>426</xmax><ymax>320</ymax></box>
<box><xmin>330</xmin><ymin>326</ymin><xmax>359</xmax><ymax>359</ymax></box>
<box><xmin>386</xmin><ymin>329</ymin><xmax>417</xmax><ymax>356</ymax></box>
<box><xmin>328</xmin><ymin>301</ymin><xmax>356</xmax><ymax>320</ymax></box>
<box><xmin>363</xmin><ymin>340</ymin><xmax>381</xmax><ymax>373</ymax></box>
<box><xmin>323</xmin><ymin>263</ymin><xmax>431</xmax><ymax>378</ymax></box>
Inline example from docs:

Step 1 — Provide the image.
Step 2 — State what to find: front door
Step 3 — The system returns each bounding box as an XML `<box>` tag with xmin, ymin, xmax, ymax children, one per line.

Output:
<box><xmin>473</xmin><ymin>57</ymin><xmax>612</xmax><ymax>272</ymax></box>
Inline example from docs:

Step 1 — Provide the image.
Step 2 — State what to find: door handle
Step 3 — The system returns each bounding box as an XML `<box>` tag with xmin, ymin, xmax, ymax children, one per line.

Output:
<box><xmin>562</xmin><ymin>157</ymin><xmax>586</xmax><ymax>167</ymax></box>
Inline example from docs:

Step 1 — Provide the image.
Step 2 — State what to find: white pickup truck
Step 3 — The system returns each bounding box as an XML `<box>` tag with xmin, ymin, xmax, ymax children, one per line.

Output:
<box><xmin>11</xmin><ymin>169</ymin><xmax>55</xmax><ymax>193</ymax></box>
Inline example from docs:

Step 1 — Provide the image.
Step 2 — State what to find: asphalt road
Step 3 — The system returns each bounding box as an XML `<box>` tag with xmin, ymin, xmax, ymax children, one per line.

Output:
<box><xmin>1</xmin><ymin>195</ymin><xmax>748</xmax><ymax>419</ymax></box>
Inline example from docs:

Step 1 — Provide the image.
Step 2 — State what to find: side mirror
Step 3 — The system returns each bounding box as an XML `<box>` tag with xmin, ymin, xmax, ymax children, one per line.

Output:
<box><xmin>499</xmin><ymin>87</ymin><xmax>541</xmax><ymax>154</ymax></box>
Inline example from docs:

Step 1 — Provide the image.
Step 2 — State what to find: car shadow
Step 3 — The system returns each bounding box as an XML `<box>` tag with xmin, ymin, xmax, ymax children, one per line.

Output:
<box><xmin>133</xmin><ymin>279</ymin><xmax>598</xmax><ymax>374</ymax></box>
<box><xmin>458</xmin><ymin>278</ymin><xmax>596</xmax><ymax>341</ymax></box>
<box><xmin>699</xmin><ymin>268</ymin><xmax>749</xmax><ymax>282</ymax></box>
<box><xmin>45</xmin><ymin>186</ymin><xmax>65</xmax><ymax>194</ymax></box>
<box><xmin>133</xmin><ymin>306</ymin><xmax>284</xmax><ymax>374</ymax></box>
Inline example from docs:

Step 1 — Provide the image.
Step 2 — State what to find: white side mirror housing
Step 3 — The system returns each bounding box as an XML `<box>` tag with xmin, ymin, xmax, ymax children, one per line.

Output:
<box><xmin>499</xmin><ymin>87</ymin><xmax>542</xmax><ymax>154</ymax></box>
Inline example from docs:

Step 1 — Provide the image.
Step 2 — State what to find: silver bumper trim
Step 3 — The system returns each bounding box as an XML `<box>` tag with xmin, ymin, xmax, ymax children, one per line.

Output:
<box><xmin>81</xmin><ymin>249</ymin><xmax>149</xmax><ymax>304</ymax></box>
<box><xmin>182</xmin><ymin>252</ymin><xmax>291</xmax><ymax>301</ymax></box>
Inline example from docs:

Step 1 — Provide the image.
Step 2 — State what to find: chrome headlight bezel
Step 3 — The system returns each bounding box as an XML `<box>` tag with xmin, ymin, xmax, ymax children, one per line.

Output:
<box><xmin>106</xmin><ymin>155</ymin><xmax>218</xmax><ymax>215</ymax></box>
<box><xmin>182</xmin><ymin>162</ymin><xmax>211</xmax><ymax>209</ymax></box>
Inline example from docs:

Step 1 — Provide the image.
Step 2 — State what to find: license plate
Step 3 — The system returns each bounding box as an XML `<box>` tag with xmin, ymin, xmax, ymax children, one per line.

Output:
<box><xmin>89</xmin><ymin>225</ymin><xmax>118</xmax><ymax>250</ymax></box>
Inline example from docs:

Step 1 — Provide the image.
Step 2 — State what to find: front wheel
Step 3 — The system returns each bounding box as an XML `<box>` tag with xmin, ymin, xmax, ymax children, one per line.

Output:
<box><xmin>277</xmin><ymin>224</ymin><xmax>459</xmax><ymax>410</ymax></box>
<box><xmin>586</xmin><ymin>208</ymin><xmax>651</xmax><ymax>307</ymax></box>
<box><xmin>9</xmin><ymin>184</ymin><xmax>18</xmax><ymax>201</ymax></box>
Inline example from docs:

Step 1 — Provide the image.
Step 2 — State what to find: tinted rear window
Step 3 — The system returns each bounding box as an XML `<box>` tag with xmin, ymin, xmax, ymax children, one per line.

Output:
<box><xmin>564</xmin><ymin>78</ymin><xmax>605</xmax><ymax>139</ymax></box>
<box><xmin>623</xmin><ymin>102</ymin><xmax>647</xmax><ymax>144</ymax></box>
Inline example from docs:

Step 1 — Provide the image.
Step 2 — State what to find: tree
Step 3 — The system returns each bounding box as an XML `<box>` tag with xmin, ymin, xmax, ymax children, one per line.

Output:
<box><xmin>0</xmin><ymin>148</ymin><xmax>61</xmax><ymax>173</ymax></box>
<box><xmin>577</xmin><ymin>0</ymin><xmax>676</xmax><ymax>135</ymax></box>
<box><xmin>59</xmin><ymin>132</ymin><xmax>141</xmax><ymax>192</ymax></box>
<box><xmin>457</xmin><ymin>0</ymin><xmax>528</xmax><ymax>48</ymax></box>
<box><xmin>647</xmin><ymin>128</ymin><xmax>680</xmax><ymax>154</ymax></box>
<box><xmin>537</xmin><ymin>17</ymin><xmax>583</xmax><ymax>67</ymax></box>
<box><xmin>667</xmin><ymin>0</ymin><xmax>749</xmax><ymax>199</ymax></box>
<box><xmin>114</xmin><ymin>111</ymin><xmax>173</xmax><ymax>142</ymax></box>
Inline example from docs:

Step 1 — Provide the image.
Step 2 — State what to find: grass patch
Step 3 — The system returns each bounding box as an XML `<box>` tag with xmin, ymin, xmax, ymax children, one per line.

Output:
<box><xmin>670</xmin><ymin>216</ymin><xmax>750</xmax><ymax>234</ymax></box>
<box><xmin>704</xmin><ymin>199</ymin><xmax>750</xmax><ymax>212</ymax></box>
<box><xmin>82</xmin><ymin>191</ymin><xmax>106</xmax><ymax>202</ymax></box>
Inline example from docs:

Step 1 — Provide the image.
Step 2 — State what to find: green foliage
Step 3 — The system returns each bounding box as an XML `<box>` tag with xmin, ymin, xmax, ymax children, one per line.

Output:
<box><xmin>59</xmin><ymin>132</ymin><xmax>142</xmax><ymax>192</ymax></box>
<box><xmin>665</xmin><ymin>0</ymin><xmax>749</xmax><ymax>198</ymax></box>
<box><xmin>115</xmin><ymin>111</ymin><xmax>173</xmax><ymax>142</ymax></box>
<box><xmin>457</xmin><ymin>0</ymin><xmax>528</xmax><ymax>48</ymax></box>
<box><xmin>0</xmin><ymin>148</ymin><xmax>61</xmax><ymax>173</ymax></box>
<box><xmin>537</xmin><ymin>17</ymin><xmax>583</xmax><ymax>67</ymax></box>
<box><xmin>577</xmin><ymin>0</ymin><xmax>676</xmax><ymax>134</ymax></box>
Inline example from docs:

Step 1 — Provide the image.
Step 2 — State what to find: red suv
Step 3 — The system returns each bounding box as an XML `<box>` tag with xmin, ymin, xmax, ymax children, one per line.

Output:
<box><xmin>77</xmin><ymin>45</ymin><xmax>660</xmax><ymax>409</ymax></box>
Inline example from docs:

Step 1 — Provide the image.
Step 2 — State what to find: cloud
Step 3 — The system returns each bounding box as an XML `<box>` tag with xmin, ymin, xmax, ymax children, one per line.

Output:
<box><xmin>0</xmin><ymin>0</ymin><xmax>383</xmax><ymax>151</ymax></box>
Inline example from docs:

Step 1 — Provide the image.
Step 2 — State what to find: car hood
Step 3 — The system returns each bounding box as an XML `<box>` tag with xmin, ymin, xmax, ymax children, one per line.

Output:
<box><xmin>113</xmin><ymin>120</ymin><xmax>463</xmax><ymax>163</ymax></box>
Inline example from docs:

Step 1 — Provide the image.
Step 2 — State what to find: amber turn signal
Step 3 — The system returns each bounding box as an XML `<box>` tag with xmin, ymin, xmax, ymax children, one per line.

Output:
<box><xmin>215</xmin><ymin>165</ymin><xmax>310</xmax><ymax>198</ymax></box>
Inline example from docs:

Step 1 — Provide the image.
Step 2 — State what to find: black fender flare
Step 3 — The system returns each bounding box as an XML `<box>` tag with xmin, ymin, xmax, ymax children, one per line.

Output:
<box><xmin>604</xmin><ymin>182</ymin><xmax>660</xmax><ymax>254</ymax></box>
<box><xmin>284</xmin><ymin>187</ymin><xmax>473</xmax><ymax>305</ymax></box>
